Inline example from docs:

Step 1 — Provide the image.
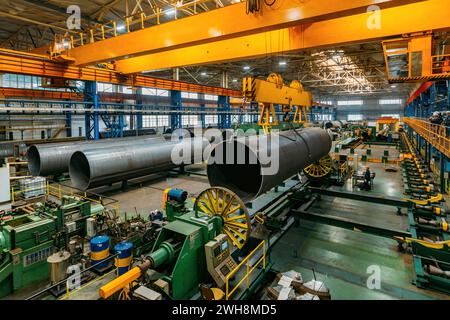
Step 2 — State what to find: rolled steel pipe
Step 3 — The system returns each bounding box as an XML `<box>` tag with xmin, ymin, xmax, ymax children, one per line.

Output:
<box><xmin>27</xmin><ymin>135</ymin><xmax>166</xmax><ymax>176</ymax></box>
<box><xmin>69</xmin><ymin>137</ymin><xmax>208</xmax><ymax>190</ymax></box>
<box><xmin>207</xmin><ymin>127</ymin><xmax>332</xmax><ymax>202</ymax></box>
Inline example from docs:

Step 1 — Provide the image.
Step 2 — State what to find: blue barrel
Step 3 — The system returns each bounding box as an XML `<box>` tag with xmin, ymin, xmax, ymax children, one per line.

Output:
<box><xmin>168</xmin><ymin>188</ymin><xmax>187</xmax><ymax>203</ymax></box>
<box><xmin>114</xmin><ymin>242</ymin><xmax>133</xmax><ymax>276</ymax></box>
<box><xmin>90</xmin><ymin>235</ymin><xmax>110</xmax><ymax>271</ymax></box>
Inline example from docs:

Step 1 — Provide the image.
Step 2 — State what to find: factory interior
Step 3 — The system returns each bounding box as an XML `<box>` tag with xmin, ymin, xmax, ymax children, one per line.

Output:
<box><xmin>0</xmin><ymin>0</ymin><xmax>450</xmax><ymax>302</ymax></box>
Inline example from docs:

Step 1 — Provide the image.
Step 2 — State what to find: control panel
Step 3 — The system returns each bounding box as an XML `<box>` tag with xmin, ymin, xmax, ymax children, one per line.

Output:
<box><xmin>204</xmin><ymin>234</ymin><xmax>237</xmax><ymax>288</ymax></box>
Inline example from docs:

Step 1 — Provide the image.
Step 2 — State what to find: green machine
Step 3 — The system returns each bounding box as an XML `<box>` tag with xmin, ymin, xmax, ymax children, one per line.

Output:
<box><xmin>0</xmin><ymin>196</ymin><xmax>104</xmax><ymax>298</ymax></box>
<box><xmin>99</xmin><ymin>207</ymin><xmax>225</xmax><ymax>300</ymax></box>
<box><xmin>0</xmin><ymin>214</ymin><xmax>57</xmax><ymax>298</ymax></box>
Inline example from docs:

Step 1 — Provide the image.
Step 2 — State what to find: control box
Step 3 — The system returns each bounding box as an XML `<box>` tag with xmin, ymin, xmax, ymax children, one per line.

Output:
<box><xmin>204</xmin><ymin>234</ymin><xmax>237</xmax><ymax>288</ymax></box>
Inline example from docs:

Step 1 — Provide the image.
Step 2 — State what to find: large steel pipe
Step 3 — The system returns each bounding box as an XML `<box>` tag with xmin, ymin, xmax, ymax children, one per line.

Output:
<box><xmin>69</xmin><ymin>137</ymin><xmax>208</xmax><ymax>190</ymax></box>
<box><xmin>207</xmin><ymin>127</ymin><xmax>332</xmax><ymax>202</ymax></box>
<box><xmin>27</xmin><ymin>135</ymin><xmax>166</xmax><ymax>176</ymax></box>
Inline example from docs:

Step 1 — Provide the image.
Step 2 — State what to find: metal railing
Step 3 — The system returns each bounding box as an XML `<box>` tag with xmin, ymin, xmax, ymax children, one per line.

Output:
<box><xmin>10</xmin><ymin>178</ymin><xmax>120</xmax><ymax>214</ymax></box>
<box><xmin>225</xmin><ymin>240</ymin><xmax>266</xmax><ymax>300</ymax></box>
<box><xmin>403</xmin><ymin>117</ymin><xmax>450</xmax><ymax>159</ymax></box>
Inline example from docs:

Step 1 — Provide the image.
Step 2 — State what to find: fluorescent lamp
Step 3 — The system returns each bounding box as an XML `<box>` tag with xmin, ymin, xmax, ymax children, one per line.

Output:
<box><xmin>166</xmin><ymin>9</ymin><xmax>176</xmax><ymax>15</ymax></box>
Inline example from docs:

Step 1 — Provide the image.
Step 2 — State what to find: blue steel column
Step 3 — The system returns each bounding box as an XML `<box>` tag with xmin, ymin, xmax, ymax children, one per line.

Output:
<box><xmin>170</xmin><ymin>90</ymin><xmax>182</xmax><ymax>136</ymax></box>
<box><xmin>65</xmin><ymin>100</ymin><xmax>72</xmax><ymax>137</ymax></box>
<box><xmin>135</xmin><ymin>87</ymin><xmax>143</xmax><ymax>131</ymax></box>
<box><xmin>218</xmin><ymin>95</ymin><xmax>231</xmax><ymax>129</ymax></box>
<box><xmin>429</xmin><ymin>83</ymin><xmax>435</xmax><ymax>115</ymax></box>
<box><xmin>84</xmin><ymin>80</ymin><xmax>99</xmax><ymax>140</ymax></box>
<box><xmin>198</xmin><ymin>93</ymin><xmax>206</xmax><ymax>128</ymax></box>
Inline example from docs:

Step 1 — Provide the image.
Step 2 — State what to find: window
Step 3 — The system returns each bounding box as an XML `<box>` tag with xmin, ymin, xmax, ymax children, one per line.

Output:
<box><xmin>122</xmin><ymin>86</ymin><xmax>133</xmax><ymax>94</ymax></box>
<box><xmin>142</xmin><ymin>115</ymin><xmax>157</xmax><ymax>127</ymax></box>
<box><xmin>381</xmin><ymin>114</ymin><xmax>400</xmax><ymax>119</ymax></box>
<box><xmin>205</xmin><ymin>115</ymin><xmax>218</xmax><ymax>125</ymax></box>
<box><xmin>204</xmin><ymin>94</ymin><xmax>218</xmax><ymax>101</ymax></box>
<box><xmin>142</xmin><ymin>88</ymin><xmax>156</xmax><ymax>95</ymax></box>
<box><xmin>142</xmin><ymin>115</ymin><xmax>169</xmax><ymax>128</ymax></box>
<box><xmin>379</xmin><ymin>99</ymin><xmax>402</xmax><ymax>105</ymax></box>
<box><xmin>157</xmin><ymin>89</ymin><xmax>169</xmax><ymax>97</ymax></box>
<box><xmin>319</xmin><ymin>100</ymin><xmax>333</xmax><ymax>105</ymax></box>
<box><xmin>347</xmin><ymin>114</ymin><xmax>363</xmax><ymax>121</ymax></box>
<box><xmin>157</xmin><ymin>115</ymin><xmax>169</xmax><ymax>127</ymax></box>
<box><xmin>182</xmin><ymin>115</ymin><xmax>199</xmax><ymax>126</ymax></box>
<box><xmin>181</xmin><ymin>92</ymin><xmax>198</xmax><ymax>99</ymax></box>
<box><xmin>337</xmin><ymin>100</ymin><xmax>363</xmax><ymax>106</ymax></box>
<box><xmin>98</xmin><ymin>82</ymin><xmax>114</xmax><ymax>92</ymax></box>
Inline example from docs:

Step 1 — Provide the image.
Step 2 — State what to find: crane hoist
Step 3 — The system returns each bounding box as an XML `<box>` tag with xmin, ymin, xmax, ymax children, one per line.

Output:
<box><xmin>242</xmin><ymin>73</ymin><xmax>313</xmax><ymax>133</ymax></box>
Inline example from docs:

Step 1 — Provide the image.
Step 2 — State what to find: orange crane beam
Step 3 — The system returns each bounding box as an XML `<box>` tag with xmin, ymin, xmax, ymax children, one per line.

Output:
<box><xmin>0</xmin><ymin>49</ymin><xmax>241</xmax><ymax>97</ymax></box>
<box><xmin>63</xmin><ymin>0</ymin><xmax>401</xmax><ymax>67</ymax></box>
<box><xmin>115</xmin><ymin>0</ymin><xmax>450</xmax><ymax>73</ymax></box>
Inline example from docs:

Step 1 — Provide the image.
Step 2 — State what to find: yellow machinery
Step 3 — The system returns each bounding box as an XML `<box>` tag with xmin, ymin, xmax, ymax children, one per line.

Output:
<box><xmin>376</xmin><ymin>117</ymin><xmax>399</xmax><ymax>133</ymax></box>
<box><xmin>242</xmin><ymin>73</ymin><xmax>312</xmax><ymax>133</ymax></box>
<box><xmin>382</xmin><ymin>33</ymin><xmax>450</xmax><ymax>83</ymax></box>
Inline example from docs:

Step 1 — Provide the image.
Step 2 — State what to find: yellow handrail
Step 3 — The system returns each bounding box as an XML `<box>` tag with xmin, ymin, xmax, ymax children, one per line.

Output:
<box><xmin>225</xmin><ymin>240</ymin><xmax>266</xmax><ymax>300</ymax></box>
<box><xmin>404</xmin><ymin>117</ymin><xmax>450</xmax><ymax>159</ymax></box>
<box><xmin>11</xmin><ymin>178</ymin><xmax>119</xmax><ymax>214</ymax></box>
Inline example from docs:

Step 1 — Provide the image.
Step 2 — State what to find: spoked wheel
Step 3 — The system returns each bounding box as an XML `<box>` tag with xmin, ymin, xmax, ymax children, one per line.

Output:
<box><xmin>303</xmin><ymin>154</ymin><xmax>333</xmax><ymax>180</ymax></box>
<box><xmin>194</xmin><ymin>187</ymin><xmax>250</xmax><ymax>249</ymax></box>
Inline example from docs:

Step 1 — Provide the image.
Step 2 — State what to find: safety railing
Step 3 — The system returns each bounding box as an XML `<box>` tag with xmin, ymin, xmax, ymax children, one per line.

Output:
<box><xmin>403</xmin><ymin>117</ymin><xmax>450</xmax><ymax>159</ymax></box>
<box><xmin>225</xmin><ymin>240</ymin><xmax>266</xmax><ymax>300</ymax></box>
<box><xmin>10</xmin><ymin>178</ymin><xmax>120</xmax><ymax>214</ymax></box>
<box><xmin>52</xmin><ymin>0</ymin><xmax>213</xmax><ymax>54</ymax></box>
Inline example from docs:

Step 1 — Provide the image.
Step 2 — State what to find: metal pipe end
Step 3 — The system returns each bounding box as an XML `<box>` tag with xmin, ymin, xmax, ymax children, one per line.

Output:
<box><xmin>69</xmin><ymin>151</ymin><xmax>91</xmax><ymax>191</ymax></box>
<box><xmin>207</xmin><ymin>139</ymin><xmax>261</xmax><ymax>203</ymax></box>
<box><xmin>27</xmin><ymin>145</ymin><xmax>41</xmax><ymax>176</ymax></box>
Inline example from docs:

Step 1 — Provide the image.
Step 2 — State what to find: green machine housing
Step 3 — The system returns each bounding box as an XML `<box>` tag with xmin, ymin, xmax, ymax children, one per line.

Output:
<box><xmin>0</xmin><ymin>196</ymin><xmax>103</xmax><ymax>298</ymax></box>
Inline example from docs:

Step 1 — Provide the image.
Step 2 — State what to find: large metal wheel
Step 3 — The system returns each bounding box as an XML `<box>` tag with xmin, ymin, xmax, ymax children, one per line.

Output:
<box><xmin>194</xmin><ymin>187</ymin><xmax>251</xmax><ymax>249</ymax></box>
<box><xmin>303</xmin><ymin>154</ymin><xmax>333</xmax><ymax>180</ymax></box>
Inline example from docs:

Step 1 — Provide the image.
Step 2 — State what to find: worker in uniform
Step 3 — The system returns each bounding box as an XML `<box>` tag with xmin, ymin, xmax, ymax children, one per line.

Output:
<box><xmin>429</xmin><ymin>111</ymin><xmax>443</xmax><ymax>138</ymax></box>
<box><xmin>443</xmin><ymin>111</ymin><xmax>450</xmax><ymax>137</ymax></box>
<box><xmin>363</xmin><ymin>166</ymin><xmax>372</xmax><ymax>191</ymax></box>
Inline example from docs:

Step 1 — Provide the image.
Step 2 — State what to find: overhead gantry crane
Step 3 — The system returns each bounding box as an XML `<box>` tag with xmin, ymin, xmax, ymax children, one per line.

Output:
<box><xmin>242</xmin><ymin>73</ymin><xmax>312</xmax><ymax>133</ymax></box>
<box><xmin>43</xmin><ymin>0</ymin><xmax>450</xmax><ymax>76</ymax></box>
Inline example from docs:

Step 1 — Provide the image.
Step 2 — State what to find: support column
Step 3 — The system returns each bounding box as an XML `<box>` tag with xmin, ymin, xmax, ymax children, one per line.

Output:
<box><xmin>135</xmin><ymin>87</ymin><xmax>143</xmax><ymax>131</ymax></box>
<box><xmin>218</xmin><ymin>95</ymin><xmax>231</xmax><ymax>129</ymax></box>
<box><xmin>65</xmin><ymin>100</ymin><xmax>72</xmax><ymax>137</ymax></box>
<box><xmin>84</xmin><ymin>80</ymin><xmax>99</xmax><ymax>140</ymax></box>
<box><xmin>170</xmin><ymin>90</ymin><xmax>182</xmax><ymax>133</ymax></box>
<box><xmin>198</xmin><ymin>93</ymin><xmax>206</xmax><ymax>128</ymax></box>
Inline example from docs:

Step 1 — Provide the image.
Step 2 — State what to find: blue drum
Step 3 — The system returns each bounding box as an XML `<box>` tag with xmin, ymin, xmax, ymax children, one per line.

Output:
<box><xmin>90</xmin><ymin>235</ymin><xmax>110</xmax><ymax>271</ymax></box>
<box><xmin>114</xmin><ymin>242</ymin><xmax>133</xmax><ymax>276</ymax></box>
